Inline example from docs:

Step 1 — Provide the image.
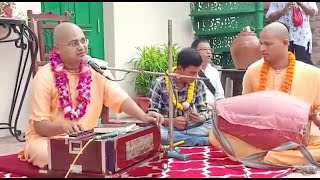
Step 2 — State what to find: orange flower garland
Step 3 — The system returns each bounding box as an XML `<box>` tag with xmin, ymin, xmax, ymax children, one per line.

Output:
<box><xmin>257</xmin><ymin>51</ymin><xmax>296</xmax><ymax>93</ymax></box>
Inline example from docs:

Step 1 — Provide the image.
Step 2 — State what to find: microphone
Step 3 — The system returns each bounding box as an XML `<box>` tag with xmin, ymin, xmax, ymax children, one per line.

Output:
<box><xmin>82</xmin><ymin>55</ymin><xmax>209</xmax><ymax>81</ymax></box>
<box><xmin>83</xmin><ymin>55</ymin><xmax>107</xmax><ymax>74</ymax></box>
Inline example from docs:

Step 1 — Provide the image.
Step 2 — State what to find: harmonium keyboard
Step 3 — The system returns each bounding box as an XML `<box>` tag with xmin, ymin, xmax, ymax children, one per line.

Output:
<box><xmin>42</xmin><ymin>124</ymin><xmax>165</xmax><ymax>178</ymax></box>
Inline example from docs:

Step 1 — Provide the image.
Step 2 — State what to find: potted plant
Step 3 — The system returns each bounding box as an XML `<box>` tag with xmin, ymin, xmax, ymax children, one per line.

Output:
<box><xmin>0</xmin><ymin>2</ymin><xmax>15</xmax><ymax>18</ymax></box>
<box><xmin>129</xmin><ymin>44</ymin><xmax>180</xmax><ymax>112</ymax></box>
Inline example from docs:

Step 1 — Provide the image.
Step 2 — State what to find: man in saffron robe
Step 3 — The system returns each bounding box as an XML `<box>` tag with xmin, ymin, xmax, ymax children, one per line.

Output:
<box><xmin>18</xmin><ymin>22</ymin><xmax>164</xmax><ymax>168</ymax></box>
<box><xmin>148</xmin><ymin>48</ymin><xmax>212</xmax><ymax>146</ymax></box>
<box><xmin>208</xmin><ymin>22</ymin><xmax>320</xmax><ymax>166</ymax></box>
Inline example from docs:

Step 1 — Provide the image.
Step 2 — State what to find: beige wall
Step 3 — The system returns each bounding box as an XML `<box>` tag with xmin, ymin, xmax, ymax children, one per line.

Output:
<box><xmin>0</xmin><ymin>29</ymin><xmax>34</xmax><ymax>138</ymax></box>
<box><xmin>103</xmin><ymin>2</ymin><xmax>194</xmax><ymax>118</ymax></box>
<box><xmin>13</xmin><ymin>2</ymin><xmax>41</xmax><ymax>19</ymax></box>
<box><xmin>0</xmin><ymin>2</ymin><xmax>41</xmax><ymax>138</ymax></box>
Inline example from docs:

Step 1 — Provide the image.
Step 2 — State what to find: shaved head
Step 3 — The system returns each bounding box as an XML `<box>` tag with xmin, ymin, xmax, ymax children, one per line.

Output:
<box><xmin>259</xmin><ymin>22</ymin><xmax>290</xmax><ymax>67</ymax></box>
<box><xmin>53</xmin><ymin>22</ymin><xmax>83</xmax><ymax>44</ymax></box>
<box><xmin>52</xmin><ymin>22</ymin><xmax>88</xmax><ymax>70</ymax></box>
<box><xmin>261</xmin><ymin>22</ymin><xmax>289</xmax><ymax>41</ymax></box>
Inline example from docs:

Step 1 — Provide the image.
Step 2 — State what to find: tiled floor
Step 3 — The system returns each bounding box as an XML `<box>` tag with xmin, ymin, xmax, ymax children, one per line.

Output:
<box><xmin>0</xmin><ymin>135</ymin><xmax>25</xmax><ymax>156</ymax></box>
<box><xmin>0</xmin><ymin>124</ymin><xmax>319</xmax><ymax>178</ymax></box>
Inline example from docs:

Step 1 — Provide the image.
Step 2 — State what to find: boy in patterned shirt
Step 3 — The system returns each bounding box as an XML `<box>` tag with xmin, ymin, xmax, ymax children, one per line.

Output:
<box><xmin>148</xmin><ymin>47</ymin><xmax>212</xmax><ymax>146</ymax></box>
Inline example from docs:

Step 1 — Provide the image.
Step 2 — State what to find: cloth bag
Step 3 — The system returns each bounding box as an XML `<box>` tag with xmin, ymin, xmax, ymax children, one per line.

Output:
<box><xmin>293</xmin><ymin>6</ymin><xmax>303</xmax><ymax>27</ymax></box>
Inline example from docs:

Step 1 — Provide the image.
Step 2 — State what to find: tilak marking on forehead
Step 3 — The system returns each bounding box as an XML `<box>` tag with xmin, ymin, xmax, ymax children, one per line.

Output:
<box><xmin>70</xmin><ymin>25</ymin><xmax>83</xmax><ymax>41</ymax></box>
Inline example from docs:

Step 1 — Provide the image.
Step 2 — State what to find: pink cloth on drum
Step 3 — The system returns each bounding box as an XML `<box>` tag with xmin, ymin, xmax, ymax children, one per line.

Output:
<box><xmin>216</xmin><ymin>91</ymin><xmax>311</xmax><ymax>150</ymax></box>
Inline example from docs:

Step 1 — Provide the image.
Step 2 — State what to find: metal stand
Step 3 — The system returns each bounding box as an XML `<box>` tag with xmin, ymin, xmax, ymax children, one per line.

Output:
<box><xmin>165</xmin><ymin>19</ymin><xmax>188</xmax><ymax>161</ymax></box>
<box><xmin>167</xmin><ymin>149</ymin><xmax>188</xmax><ymax>161</ymax></box>
<box><xmin>0</xmin><ymin>18</ymin><xmax>38</xmax><ymax>142</ymax></box>
<box><xmin>91</xmin><ymin>19</ymin><xmax>209</xmax><ymax>160</ymax></box>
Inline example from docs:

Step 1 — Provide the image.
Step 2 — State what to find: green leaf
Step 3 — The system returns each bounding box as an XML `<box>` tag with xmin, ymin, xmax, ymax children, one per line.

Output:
<box><xmin>127</xmin><ymin>44</ymin><xmax>181</xmax><ymax>97</ymax></box>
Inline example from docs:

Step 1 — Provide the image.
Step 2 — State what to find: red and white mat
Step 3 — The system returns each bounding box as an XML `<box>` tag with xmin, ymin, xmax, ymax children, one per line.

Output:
<box><xmin>0</xmin><ymin>146</ymin><xmax>295</xmax><ymax>178</ymax></box>
<box><xmin>122</xmin><ymin>146</ymin><xmax>295</xmax><ymax>178</ymax></box>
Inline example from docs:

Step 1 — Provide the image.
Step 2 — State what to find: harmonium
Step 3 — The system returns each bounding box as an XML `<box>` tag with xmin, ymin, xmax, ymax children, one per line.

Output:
<box><xmin>40</xmin><ymin>123</ymin><xmax>166</xmax><ymax>178</ymax></box>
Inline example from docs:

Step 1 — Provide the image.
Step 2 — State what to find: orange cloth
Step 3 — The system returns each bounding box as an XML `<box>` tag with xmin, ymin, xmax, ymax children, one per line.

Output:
<box><xmin>18</xmin><ymin>64</ymin><xmax>128</xmax><ymax>168</ymax></box>
<box><xmin>209</xmin><ymin>60</ymin><xmax>320</xmax><ymax>166</ymax></box>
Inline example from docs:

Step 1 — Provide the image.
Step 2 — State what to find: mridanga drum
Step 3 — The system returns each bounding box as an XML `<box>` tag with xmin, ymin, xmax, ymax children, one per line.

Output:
<box><xmin>209</xmin><ymin>91</ymin><xmax>318</xmax><ymax>171</ymax></box>
<box><xmin>215</xmin><ymin>91</ymin><xmax>311</xmax><ymax>150</ymax></box>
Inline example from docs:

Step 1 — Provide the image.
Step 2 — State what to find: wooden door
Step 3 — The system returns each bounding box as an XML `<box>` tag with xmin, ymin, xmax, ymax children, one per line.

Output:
<box><xmin>41</xmin><ymin>2</ymin><xmax>105</xmax><ymax>59</ymax></box>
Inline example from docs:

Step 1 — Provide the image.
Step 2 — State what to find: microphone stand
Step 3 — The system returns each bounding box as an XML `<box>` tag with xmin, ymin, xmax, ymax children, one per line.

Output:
<box><xmin>89</xmin><ymin>19</ymin><xmax>208</xmax><ymax>161</ymax></box>
<box><xmin>102</xmin><ymin>67</ymin><xmax>208</xmax><ymax>81</ymax></box>
<box><xmin>165</xmin><ymin>19</ymin><xmax>188</xmax><ymax>161</ymax></box>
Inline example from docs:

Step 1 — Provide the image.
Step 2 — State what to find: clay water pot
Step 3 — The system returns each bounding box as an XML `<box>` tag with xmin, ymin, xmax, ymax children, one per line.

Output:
<box><xmin>230</xmin><ymin>27</ymin><xmax>262</xmax><ymax>70</ymax></box>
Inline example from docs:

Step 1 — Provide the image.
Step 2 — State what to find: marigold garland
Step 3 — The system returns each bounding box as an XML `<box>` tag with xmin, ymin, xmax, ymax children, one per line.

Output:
<box><xmin>165</xmin><ymin>66</ymin><xmax>195</xmax><ymax>111</ymax></box>
<box><xmin>257</xmin><ymin>51</ymin><xmax>296</xmax><ymax>93</ymax></box>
